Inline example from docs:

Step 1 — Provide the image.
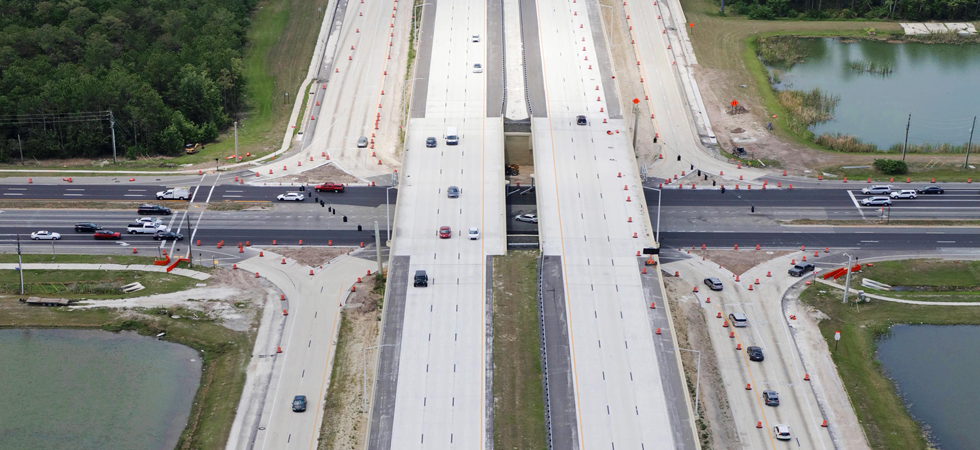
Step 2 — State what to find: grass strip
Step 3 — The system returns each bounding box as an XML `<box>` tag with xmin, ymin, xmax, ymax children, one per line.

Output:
<box><xmin>0</xmin><ymin>270</ymin><xmax>199</xmax><ymax>299</ymax></box>
<box><xmin>492</xmin><ymin>251</ymin><xmax>547</xmax><ymax>450</ymax></box>
<box><xmin>0</xmin><ymin>254</ymin><xmax>157</xmax><ymax>265</ymax></box>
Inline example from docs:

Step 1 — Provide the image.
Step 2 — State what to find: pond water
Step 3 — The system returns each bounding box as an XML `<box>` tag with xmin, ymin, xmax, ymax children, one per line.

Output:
<box><xmin>769</xmin><ymin>38</ymin><xmax>980</xmax><ymax>149</ymax></box>
<box><xmin>877</xmin><ymin>324</ymin><xmax>980</xmax><ymax>449</ymax></box>
<box><xmin>0</xmin><ymin>329</ymin><xmax>201</xmax><ymax>450</ymax></box>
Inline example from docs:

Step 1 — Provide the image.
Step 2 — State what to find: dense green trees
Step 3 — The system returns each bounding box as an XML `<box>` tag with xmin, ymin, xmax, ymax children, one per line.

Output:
<box><xmin>0</xmin><ymin>0</ymin><xmax>256</xmax><ymax>161</ymax></box>
<box><xmin>728</xmin><ymin>0</ymin><xmax>980</xmax><ymax>20</ymax></box>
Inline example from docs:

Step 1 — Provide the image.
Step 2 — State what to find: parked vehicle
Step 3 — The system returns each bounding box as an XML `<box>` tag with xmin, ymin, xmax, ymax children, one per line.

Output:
<box><xmin>788</xmin><ymin>263</ymin><xmax>816</xmax><ymax>277</ymax></box>
<box><xmin>138</xmin><ymin>204</ymin><xmax>172</xmax><ymax>215</ymax></box>
<box><xmin>292</xmin><ymin>395</ymin><xmax>307</xmax><ymax>412</ymax></box>
<box><xmin>184</xmin><ymin>143</ymin><xmax>203</xmax><ymax>155</ymax></box>
<box><xmin>314</xmin><ymin>183</ymin><xmax>345</xmax><ymax>193</ymax></box>
<box><xmin>156</xmin><ymin>187</ymin><xmax>191</xmax><ymax>200</ymax></box>
<box><xmin>75</xmin><ymin>222</ymin><xmax>101</xmax><ymax>232</ymax></box>
<box><xmin>31</xmin><ymin>231</ymin><xmax>61</xmax><ymax>240</ymax></box>
<box><xmin>576</xmin><ymin>115</ymin><xmax>587</xmax><ymax>125</ymax></box>
<box><xmin>277</xmin><ymin>192</ymin><xmax>305</xmax><ymax>201</ymax></box>
<box><xmin>861</xmin><ymin>185</ymin><xmax>893</xmax><ymax>195</ymax></box>
<box><xmin>93</xmin><ymin>230</ymin><xmax>121</xmax><ymax>240</ymax></box>
<box><xmin>703</xmin><ymin>277</ymin><xmax>724</xmax><ymax>291</ymax></box>
<box><xmin>414</xmin><ymin>270</ymin><xmax>428</xmax><ymax>287</ymax></box>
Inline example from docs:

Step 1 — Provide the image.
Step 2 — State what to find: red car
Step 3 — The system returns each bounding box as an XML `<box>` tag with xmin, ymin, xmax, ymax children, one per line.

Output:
<box><xmin>94</xmin><ymin>230</ymin><xmax>121</xmax><ymax>240</ymax></box>
<box><xmin>314</xmin><ymin>183</ymin><xmax>345</xmax><ymax>193</ymax></box>
<box><xmin>438</xmin><ymin>226</ymin><xmax>452</xmax><ymax>239</ymax></box>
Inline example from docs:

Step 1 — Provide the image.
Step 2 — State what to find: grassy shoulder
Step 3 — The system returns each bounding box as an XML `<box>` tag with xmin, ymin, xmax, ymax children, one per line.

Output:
<box><xmin>492</xmin><ymin>251</ymin><xmax>547</xmax><ymax>450</ymax></box>
<box><xmin>850</xmin><ymin>259</ymin><xmax>980</xmax><ymax>302</ymax></box>
<box><xmin>800</xmin><ymin>284</ymin><xmax>980</xmax><ymax>449</ymax></box>
<box><xmin>0</xmin><ymin>254</ymin><xmax>158</xmax><ymax>265</ymax></box>
<box><xmin>0</xmin><ymin>296</ymin><xmax>255</xmax><ymax>450</ymax></box>
<box><xmin>818</xmin><ymin>163</ymin><xmax>979</xmax><ymax>182</ymax></box>
<box><xmin>0</xmin><ymin>269</ymin><xmax>199</xmax><ymax>299</ymax></box>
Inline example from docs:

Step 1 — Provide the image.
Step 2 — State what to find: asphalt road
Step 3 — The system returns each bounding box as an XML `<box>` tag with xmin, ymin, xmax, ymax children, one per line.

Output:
<box><xmin>0</xmin><ymin>184</ymin><xmax>395</xmax><ymax>205</ymax></box>
<box><xmin>659</xmin><ymin>229</ymin><xmax>980</xmax><ymax>250</ymax></box>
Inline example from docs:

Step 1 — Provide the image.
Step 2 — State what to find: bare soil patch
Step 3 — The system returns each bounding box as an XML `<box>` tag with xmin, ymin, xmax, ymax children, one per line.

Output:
<box><xmin>265</xmin><ymin>162</ymin><xmax>361</xmax><ymax>185</ymax></box>
<box><xmin>259</xmin><ymin>247</ymin><xmax>351</xmax><ymax>267</ymax></box>
<box><xmin>663</xmin><ymin>275</ymin><xmax>738</xmax><ymax>450</ymax></box>
<box><xmin>690</xmin><ymin>249</ymin><xmax>793</xmax><ymax>276</ymax></box>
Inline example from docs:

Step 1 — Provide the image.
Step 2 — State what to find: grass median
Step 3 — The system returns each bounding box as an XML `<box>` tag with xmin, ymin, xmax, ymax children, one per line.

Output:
<box><xmin>0</xmin><ymin>254</ymin><xmax>158</xmax><ymax>265</ymax></box>
<box><xmin>0</xmin><ymin>269</ymin><xmax>199</xmax><ymax>299</ymax></box>
<box><xmin>850</xmin><ymin>259</ymin><xmax>980</xmax><ymax>302</ymax></box>
<box><xmin>800</xmin><ymin>265</ymin><xmax>980</xmax><ymax>449</ymax></box>
<box><xmin>492</xmin><ymin>251</ymin><xmax>547</xmax><ymax>450</ymax></box>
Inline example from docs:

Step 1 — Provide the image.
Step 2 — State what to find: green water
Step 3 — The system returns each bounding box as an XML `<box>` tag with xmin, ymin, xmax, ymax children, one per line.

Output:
<box><xmin>769</xmin><ymin>38</ymin><xmax>980</xmax><ymax>149</ymax></box>
<box><xmin>0</xmin><ymin>329</ymin><xmax>201</xmax><ymax>450</ymax></box>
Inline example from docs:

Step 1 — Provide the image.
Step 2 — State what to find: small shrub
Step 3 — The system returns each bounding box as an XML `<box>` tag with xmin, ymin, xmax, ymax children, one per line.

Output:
<box><xmin>749</xmin><ymin>4</ymin><xmax>776</xmax><ymax>19</ymax></box>
<box><xmin>873</xmin><ymin>159</ymin><xmax>908</xmax><ymax>175</ymax></box>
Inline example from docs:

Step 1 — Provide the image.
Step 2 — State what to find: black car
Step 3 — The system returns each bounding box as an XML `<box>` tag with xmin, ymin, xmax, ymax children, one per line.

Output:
<box><xmin>138</xmin><ymin>204</ymin><xmax>172</xmax><ymax>215</ymax></box>
<box><xmin>414</xmin><ymin>270</ymin><xmax>428</xmax><ymax>287</ymax></box>
<box><xmin>74</xmin><ymin>222</ymin><xmax>101</xmax><ymax>232</ymax></box>
<box><xmin>917</xmin><ymin>186</ymin><xmax>944</xmax><ymax>195</ymax></box>
<box><xmin>292</xmin><ymin>395</ymin><xmax>307</xmax><ymax>412</ymax></box>
<box><xmin>154</xmin><ymin>231</ymin><xmax>184</xmax><ymax>241</ymax></box>
<box><xmin>747</xmin><ymin>346</ymin><xmax>764</xmax><ymax>361</ymax></box>
<box><xmin>576</xmin><ymin>115</ymin><xmax>587</xmax><ymax>125</ymax></box>
<box><xmin>426</xmin><ymin>137</ymin><xmax>437</xmax><ymax>148</ymax></box>
<box><xmin>703</xmin><ymin>277</ymin><xmax>724</xmax><ymax>291</ymax></box>
<box><xmin>788</xmin><ymin>263</ymin><xmax>815</xmax><ymax>277</ymax></box>
<box><xmin>763</xmin><ymin>390</ymin><xmax>780</xmax><ymax>406</ymax></box>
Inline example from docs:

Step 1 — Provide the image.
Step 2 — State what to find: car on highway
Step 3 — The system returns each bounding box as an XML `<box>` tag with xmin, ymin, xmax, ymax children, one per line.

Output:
<box><xmin>861</xmin><ymin>196</ymin><xmax>892</xmax><ymax>206</ymax></box>
<box><xmin>277</xmin><ymin>192</ymin><xmax>305</xmax><ymax>201</ymax></box>
<box><xmin>788</xmin><ymin>262</ymin><xmax>816</xmax><ymax>277</ymax></box>
<box><xmin>74</xmin><ymin>222</ymin><xmax>101</xmax><ymax>232</ymax></box>
<box><xmin>447</xmin><ymin>186</ymin><xmax>460</xmax><ymax>198</ymax></box>
<box><xmin>576</xmin><ymin>115</ymin><xmax>587</xmax><ymax>125</ymax></box>
<box><xmin>357</xmin><ymin>136</ymin><xmax>368</xmax><ymax>148</ymax></box>
<box><xmin>93</xmin><ymin>230</ymin><xmax>122</xmax><ymax>240</ymax></box>
<box><xmin>414</xmin><ymin>270</ymin><xmax>428</xmax><ymax>287</ymax></box>
<box><xmin>773</xmin><ymin>424</ymin><xmax>792</xmax><ymax>440</ymax></box>
<box><xmin>890</xmin><ymin>189</ymin><xmax>917</xmax><ymax>199</ymax></box>
<box><xmin>426</xmin><ymin>137</ymin><xmax>437</xmax><ymax>148</ymax></box>
<box><xmin>918</xmin><ymin>185</ymin><xmax>945</xmax><ymax>195</ymax></box>
<box><xmin>439</xmin><ymin>226</ymin><xmax>452</xmax><ymax>239</ymax></box>
<box><xmin>154</xmin><ymin>231</ymin><xmax>184</xmax><ymax>241</ymax></box>
<box><xmin>292</xmin><ymin>395</ymin><xmax>307</xmax><ymax>412</ymax></box>
<box><xmin>515</xmin><ymin>213</ymin><xmax>538</xmax><ymax>223</ymax></box>
<box><xmin>763</xmin><ymin>390</ymin><xmax>780</xmax><ymax>407</ymax></box>
<box><xmin>468</xmin><ymin>227</ymin><xmax>480</xmax><ymax>240</ymax></box>
<box><xmin>314</xmin><ymin>183</ymin><xmax>345</xmax><ymax>193</ymax></box>
<box><xmin>473</xmin><ymin>63</ymin><xmax>483</xmax><ymax>73</ymax></box>
<box><xmin>703</xmin><ymin>277</ymin><xmax>724</xmax><ymax>291</ymax></box>
<box><xmin>747</xmin><ymin>346</ymin><xmax>764</xmax><ymax>361</ymax></box>
<box><xmin>472</xmin><ymin>34</ymin><xmax>480</xmax><ymax>42</ymax></box>
<box><xmin>138</xmin><ymin>204</ymin><xmax>172</xmax><ymax>215</ymax></box>
<box><xmin>31</xmin><ymin>231</ymin><xmax>61</xmax><ymax>240</ymax></box>
<box><xmin>136</xmin><ymin>217</ymin><xmax>163</xmax><ymax>225</ymax></box>
<box><xmin>861</xmin><ymin>185</ymin><xmax>893</xmax><ymax>195</ymax></box>
<box><xmin>128</xmin><ymin>222</ymin><xmax>167</xmax><ymax>234</ymax></box>
<box><xmin>728</xmin><ymin>312</ymin><xmax>748</xmax><ymax>327</ymax></box>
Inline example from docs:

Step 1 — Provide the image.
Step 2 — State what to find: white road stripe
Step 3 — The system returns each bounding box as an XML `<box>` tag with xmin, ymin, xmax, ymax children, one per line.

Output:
<box><xmin>3</xmin><ymin>193</ymin><xmax>23</xmax><ymax>196</ymax></box>
<box><xmin>124</xmin><ymin>194</ymin><xmax>143</xmax><ymax>197</ymax></box>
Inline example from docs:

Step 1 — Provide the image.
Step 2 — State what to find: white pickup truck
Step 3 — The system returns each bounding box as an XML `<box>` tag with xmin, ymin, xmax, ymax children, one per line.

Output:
<box><xmin>156</xmin><ymin>187</ymin><xmax>191</xmax><ymax>200</ymax></box>
<box><xmin>127</xmin><ymin>222</ymin><xmax>168</xmax><ymax>234</ymax></box>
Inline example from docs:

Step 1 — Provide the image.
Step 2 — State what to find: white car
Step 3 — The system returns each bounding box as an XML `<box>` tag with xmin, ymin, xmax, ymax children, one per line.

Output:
<box><xmin>468</xmin><ymin>227</ymin><xmax>480</xmax><ymax>240</ymax></box>
<box><xmin>31</xmin><ymin>231</ymin><xmax>61</xmax><ymax>240</ymax></box>
<box><xmin>472</xmin><ymin>35</ymin><xmax>480</xmax><ymax>42</ymax></box>
<box><xmin>861</xmin><ymin>196</ymin><xmax>892</xmax><ymax>206</ymax></box>
<box><xmin>862</xmin><ymin>185</ymin><xmax>893</xmax><ymax>195</ymax></box>
<box><xmin>515</xmin><ymin>214</ymin><xmax>538</xmax><ymax>224</ymax></box>
<box><xmin>472</xmin><ymin>63</ymin><xmax>483</xmax><ymax>73</ymax></box>
<box><xmin>890</xmin><ymin>189</ymin><xmax>917</xmax><ymax>199</ymax></box>
<box><xmin>277</xmin><ymin>192</ymin><xmax>305</xmax><ymax>201</ymax></box>
<box><xmin>136</xmin><ymin>217</ymin><xmax>164</xmax><ymax>225</ymax></box>
<box><xmin>773</xmin><ymin>424</ymin><xmax>792</xmax><ymax>441</ymax></box>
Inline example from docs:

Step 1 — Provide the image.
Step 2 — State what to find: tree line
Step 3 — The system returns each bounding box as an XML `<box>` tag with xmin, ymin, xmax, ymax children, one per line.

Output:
<box><xmin>728</xmin><ymin>0</ymin><xmax>980</xmax><ymax>20</ymax></box>
<box><xmin>0</xmin><ymin>0</ymin><xmax>257</xmax><ymax>161</ymax></box>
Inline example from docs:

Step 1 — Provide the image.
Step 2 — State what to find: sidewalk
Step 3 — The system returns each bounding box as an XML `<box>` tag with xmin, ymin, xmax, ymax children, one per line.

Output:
<box><xmin>0</xmin><ymin>263</ymin><xmax>210</xmax><ymax>281</ymax></box>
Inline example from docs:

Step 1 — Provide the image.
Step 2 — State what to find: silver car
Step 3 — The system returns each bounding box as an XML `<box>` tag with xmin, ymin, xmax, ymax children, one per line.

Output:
<box><xmin>861</xmin><ymin>185</ymin><xmax>893</xmax><ymax>195</ymax></box>
<box><xmin>472</xmin><ymin>63</ymin><xmax>483</xmax><ymax>73</ymax></box>
<box><xmin>861</xmin><ymin>196</ymin><xmax>892</xmax><ymax>206</ymax></box>
<box><xmin>515</xmin><ymin>214</ymin><xmax>538</xmax><ymax>223</ymax></box>
<box><xmin>447</xmin><ymin>186</ymin><xmax>460</xmax><ymax>198</ymax></box>
<box><xmin>357</xmin><ymin>136</ymin><xmax>368</xmax><ymax>148</ymax></box>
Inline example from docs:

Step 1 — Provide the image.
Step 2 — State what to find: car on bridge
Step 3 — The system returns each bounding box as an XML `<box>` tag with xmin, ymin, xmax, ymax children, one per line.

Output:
<box><xmin>277</xmin><ymin>192</ymin><xmax>305</xmax><ymax>201</ymax></box>
<box><xmin>862</xmin><ymin>185</ymin><xmax>893</xmax><ymax>195</ymax></box>
<box><xmin>788</xmin><ymin>263</ymin><xmax>815</xmax><ymax>277</ymax></box>
<box><xmin>31</xmin><ymin>231</ymin><xmax>61</xmax><ymax>240</ymax></box>
<box><xmin>447</xmin><ymin>186</ymin><xmax>460</xmax><ymax>198</ymax></box>
<box><xmin>292</xmin><ymin>395</ymin><xmax>307</xmax><ymax>412</ymax></box>
<box><xmin>515</xmin><ymin>213</ymin><xmax>538</xmax><ymax>223</ymax></box>
<box><xmin>426</xmin><ymin>137</ymin><xmax>437</xmax><ymax>148</ymax></box>
<box><xmin>75</xmin><ymin>222</ymin><xmax>101</xmax><ymax>232</ymax></box>
<box><xmin>93</xmin><ymin>230</ymin><xmax>122</xmax><ymax>240</ymax></box>
<box><xmin>917</xmin><ymin>185</ymin><xmax>945</xmax><ymax>195</ymax></box>
<box><xmin>472</xmin><ymin>63</ymin><xmax>482</xmax><ymax>73</ymax></box>
<box><xmin>861</xmin><ymin>196</ymin><xmax>892</xmax><ymax>206</ymax></box>
<box><xmin>414</xmin><ymin>270</ymin><xmax>428</xmax><ymax>287</ymax></box>
<box><xmin>576</xmin><ymin>115</ymin><xmax>587</xmax><ymax>125</ymax></box>
<box><xmin>439</xmin><ymin>226</ymin><xmax>452</xmax><ymax>239</ymax></box>
<box><xmin>314</xmin><ymin>183</ymin><xmax>345</xmax><ymax>193</ymax></box>
<box><xmin>468</xmin><ymin>227</ymin><xmax>480</xmax><ymax>240</ymax></box>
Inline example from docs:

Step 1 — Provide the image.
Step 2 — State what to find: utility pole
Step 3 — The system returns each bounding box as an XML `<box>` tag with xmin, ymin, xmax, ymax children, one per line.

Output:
<box><xmin>965</xmin><ymin>116</ymin><xmax>976</xmax><ymax>168</ymax></box>
<box><xmin>374</xmin><ymin>221</ymin><xmax>383</xmax><ymax>275</ymax></box>
<box><xmin>109</xmin><ymin>110</ymin><xmax>117</xmax><ymax>164</ymax></box>
<box><xmin>901</xmin><ymin>113</ymin><xmax>911</xmax><ymax>161</ymax></box>
<box><xmin>632</xmin><ymin>103</ymin><xmax>640</xmax><ymax>151</ymax></box>
<box><xmin>17</xmin><ymin>134</ymin><xmax>23</xmax><ymax>162</ymax></box>
<box><xmin>842</xmin><ymin>253</ymin><xmax>854</xmax><ymax>304</ymax></box>
<box><xmin>234</xmin><ymin>121</ymin><xmax>239</xmax><ymax>161</ymax></box>
<box><xmin>185</xmin><ymin>214</ymin><xmax>193</xmax><ymax>268</ymax></box>
<box><xmin>17</xmin><ymin>235</ymin><xmax>24</xmax><ymax>295</ymax></box>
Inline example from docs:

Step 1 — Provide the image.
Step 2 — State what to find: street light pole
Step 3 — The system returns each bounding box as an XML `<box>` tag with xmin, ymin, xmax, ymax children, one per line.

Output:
<box><xmin>16</xmin><ymin>234</ymin><xmax>24</xmax><ymax>295</ymax></box>
<box><xmin>646</xmin><ymin>187</ymin><xmax>663</xmax><ymax>243</ymax></box>
<box><xmin>386</xmin><ymin>186</ymin><xmax>396</xmax><ymax>242</ymax></box>
<box><xmin>842</xmin><ymin>253</ymin><xmax>854</xmax><ymax>304</ymax></box>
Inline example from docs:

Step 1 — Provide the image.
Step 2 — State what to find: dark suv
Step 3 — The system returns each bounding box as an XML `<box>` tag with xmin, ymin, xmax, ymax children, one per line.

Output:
<box><xmin>576</xmin><ymin>115</ymin><xmax>587</xmax><ymax>125</ymax></box>
<box><xmin>414</xmin><ymin>270</ymin><xmax>428</xmax><ymax>287</ymax></box>
<box><xmin>137</xmin><ymin>204</ymin><xmax>172</xmax><ymax>215</ymax></box>
<box><xmin>426</xmin><ymin>137</ymin><xmax>437</xmax><ymax>148</ymax></box>
<box><xmin>292</xmin><ymin>395</ymin><xmax>307</xmax><ymax>412</ymax></box>
<box><xmin>747</xmin><ymin>346</ymin><xmax>764</xmax><ymax>361</ymax></box>
<box><xmin>74</xmin><ymin>222</ymin><xmax>101</xmax><ymax>232</ymax></box>
<box><xmin>788</xmin><ymin>263</ymin><xmax>815</xmax><ymax>277</ymax></box>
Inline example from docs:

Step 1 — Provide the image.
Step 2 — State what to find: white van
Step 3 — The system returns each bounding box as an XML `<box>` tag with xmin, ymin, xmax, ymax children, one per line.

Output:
<box><xmin>446</xmin><ymin>127</ymin><xmax>459</xmax><ymax>145</ymax></box>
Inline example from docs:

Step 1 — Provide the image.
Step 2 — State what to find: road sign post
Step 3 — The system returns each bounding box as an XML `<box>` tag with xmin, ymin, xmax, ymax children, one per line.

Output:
<box><xmin>834</xmin><ymin>330</ymin><xmax>841</xmax><ymax>351</ymax></box>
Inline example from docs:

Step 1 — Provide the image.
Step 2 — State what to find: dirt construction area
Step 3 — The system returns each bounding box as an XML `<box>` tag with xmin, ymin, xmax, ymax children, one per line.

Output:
<box><xmin>686</xmin><ymin>249</ymin><xmax>793</xmax><ymax>276</ymax></box>
<box><xmin>259</xmin><ymin>246</ymin><xmax>354</xmax><ymax>268</ymax></box>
